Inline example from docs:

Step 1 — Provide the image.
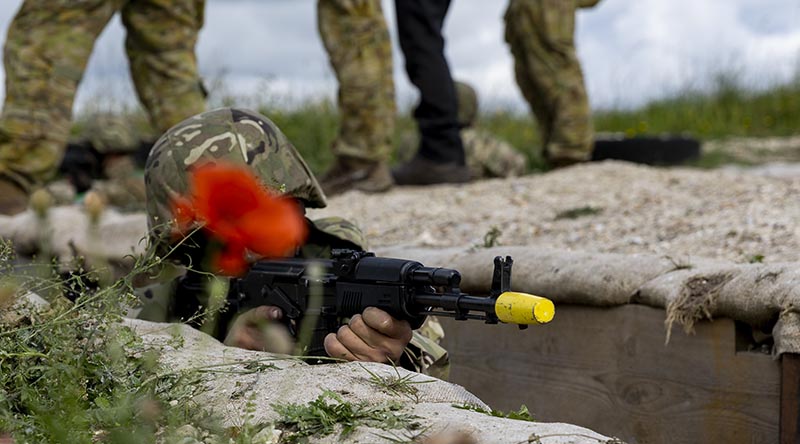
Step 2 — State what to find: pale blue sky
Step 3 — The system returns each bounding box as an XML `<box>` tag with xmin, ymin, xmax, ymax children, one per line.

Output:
<box><xmin>1</xmin><ymin>0</ymin><xmax>799</xmax><ymax>112</ymax></box>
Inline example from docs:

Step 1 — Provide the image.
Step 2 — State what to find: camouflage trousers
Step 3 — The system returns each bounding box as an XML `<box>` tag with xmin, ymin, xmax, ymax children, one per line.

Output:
<box><xmin>317</xmin><ymin>0</ymin><xmax>396</xmax><ymax>163</ymax></box>
<box><xmin>0</xmin><ymin>0</ymin><xmax>206</xmax><ymax>189</ymax></box>
<box><xmin>504</xmin><ymin>0</ymin><xmax>598</xmax><ymax>164</ymax></box>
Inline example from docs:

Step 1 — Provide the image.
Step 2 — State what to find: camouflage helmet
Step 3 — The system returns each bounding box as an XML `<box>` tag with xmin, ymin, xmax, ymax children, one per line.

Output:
<box><xmin>144</xmin><ymin>107</ymin><xmax>327</xmax><ymax>250</ymax></box>
<box><xmin>455</xmin><ymin>81</ymin><xmax>479</xmax><ymax>128</ymax></box>
<box><xmin>311</xmin><ymin>217</ymin><xmax>368</xmax><ymax>250</ymax></box>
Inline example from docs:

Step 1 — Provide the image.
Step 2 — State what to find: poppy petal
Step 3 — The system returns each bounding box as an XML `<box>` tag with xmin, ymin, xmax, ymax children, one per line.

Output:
<box><xmin>171</xmin><ymin>196</ymin><xmax>197</xmax><ymax>233</ymax></box>
<box><xmin>213</xmin><ymin>243</ymin><xmax>248</xmax><ymax>277</ymax></box>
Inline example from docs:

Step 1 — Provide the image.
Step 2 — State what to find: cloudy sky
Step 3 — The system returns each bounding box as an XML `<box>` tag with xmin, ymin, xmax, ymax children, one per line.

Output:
<box><xmin>1</xmin><ymin>0</ymin><xmax>799</xmax><ymax>112</ymax></box>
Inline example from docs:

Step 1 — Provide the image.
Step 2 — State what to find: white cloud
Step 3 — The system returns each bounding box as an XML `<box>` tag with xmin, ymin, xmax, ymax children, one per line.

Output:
<box><xmin>578</xmin><ymin>0</ymin><xmax>800</xmax><ymax>108</ymax></box>
<box><xmin>0</xmin><ymin>0</ymin><xmax>798</xmax><ymax>113</ymax></box>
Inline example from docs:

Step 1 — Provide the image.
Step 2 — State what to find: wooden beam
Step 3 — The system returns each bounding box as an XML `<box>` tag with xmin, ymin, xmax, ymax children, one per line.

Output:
<box><xmin>781</xmin><ymin>353</ymin><xmax>800</xmax><ymax>444</ymax></box>
<box><xmin>440</xmin><ymin>304</ymin><xmax>780</xmax><ymax>444</ymax></box>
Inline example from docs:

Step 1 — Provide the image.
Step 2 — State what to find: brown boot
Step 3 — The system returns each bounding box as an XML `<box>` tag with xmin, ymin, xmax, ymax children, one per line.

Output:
<box><xmin>391</xmin><ymin>155</ymin><xmax>471</xmax><ymax>186</ymax></box>
<box><xmin>0</xmin><ymin>177</ymin><xmax>29</xmax><ymax>216</ymax></box>
<box><xmin>319</xmin><ymin>156</ymin><xmax>393</xmax><ymax>197</ymax></box>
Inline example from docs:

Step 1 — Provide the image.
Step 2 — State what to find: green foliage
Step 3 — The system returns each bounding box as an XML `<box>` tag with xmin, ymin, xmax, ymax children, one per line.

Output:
<box><xmin>258</xmin><ymin>101</ymin><xmax>339</xmax><ymax>177</ymax></box>
<box><xmin>748</xmin><ymin>254</ymin><xmax>765</xmax><ymax>264</ymax></box>
<box><xmin>478</xmin><ymin>110</ymin><xmax>547</xmax><ymax>171</ymax></box>
<box><xmin>594</xmin><ymin>75</ymin><xmax>800</xmax><ymax>140</ymax></box>
<box><xmin>73</xmin><ymin>73</ymin><xmax>800</xmax><ymax>178</ymax></box>
<box><xmin>273</xmin><ymin>390</ymin><xmax>420</xmax><ymax>443</ymax></box>
<box><xmin>481</xmin><ymin>226</ymin><xmax>503</xmax><ymax>248</ymax></box>
<box><xmin>0</xmin><ymin>240</ymin><xmax>267</xmax><ymax>443</ymax></box>
<box><xmin>452</xmin><ymin>403</ymin><xmax>535</xmax><ymax>422</ymax></box>
<box><xmin>554</xmin><ymin>206</ymin><xmax>603</xmax><ymax>220</ymax></box>
<box><xmin>359</xmin><ymin>363</ymin><xmax>434</xmax><ymax>402</ymax></box>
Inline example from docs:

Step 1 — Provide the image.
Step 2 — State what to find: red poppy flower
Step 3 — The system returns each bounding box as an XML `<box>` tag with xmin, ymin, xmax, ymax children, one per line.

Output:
<box><xmin>170</xmin><ymin>161</ymin><xmax>308</xmax><ymax>276</ymax></box>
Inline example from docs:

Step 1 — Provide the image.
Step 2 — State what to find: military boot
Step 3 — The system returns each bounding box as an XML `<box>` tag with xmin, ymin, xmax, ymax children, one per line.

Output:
<box><xmin>391</xmin><ymin>155</ymin><xmax>471</xmax><ymax>186</ymax></box>
<box><xmin>319</xmin><ymin>156</ymin><xmax>393</xmax><ymax>197</ymax></box>
<box><xmin>0</xmin><ymin>177</ymin><xmax>29</xmax><ymax>216</ymax></box>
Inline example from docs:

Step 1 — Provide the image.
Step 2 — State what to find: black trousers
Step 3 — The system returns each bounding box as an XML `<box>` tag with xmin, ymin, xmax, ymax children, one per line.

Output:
<box><xmin>395</xmin><ymin>0</ymin><xmax>465</xmax><ymax>164</ymax></box>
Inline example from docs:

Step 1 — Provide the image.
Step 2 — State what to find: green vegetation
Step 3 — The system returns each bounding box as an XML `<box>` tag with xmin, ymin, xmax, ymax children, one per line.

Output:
<box><xmin>74</xmin><ymin>74</ymin><xmax>800</xmax><ymax>176</ymax></box>
<box><xmin>594</xmin><ymin>75</ymin><xmax>800</xmax><ymax>140</ymax></box>
<box><xmin>0</xmin><ymin>239</ymin><xmax>270</xmax><ymax>443</ymax></box>
<box><xmin>273</xmin><ymin>390</ymin><xmax>420</xmax><ymax>443</ymax></box>
<box><xmin>258</xmin><ymin>101</ymin><xmax>340</xmax><ymax>175</ymax></box>
<box><xmin>359</xmin><ymin>363</ymin><xmax>434</xmax><ymax>402</ymax></box>
<box><xmin>452</xmin><ymin>403</ymin><xmax>535</xmax><ymax>422</ymax></box>
<box><xmin>482</xmin><ymin>226</ymin><xmax>503</xmax><ymax>248</ymax></box>
<box><xmin>554</xmin><ymin>206</ymin><xmax>603</xmax><ymax>220</ymax></box>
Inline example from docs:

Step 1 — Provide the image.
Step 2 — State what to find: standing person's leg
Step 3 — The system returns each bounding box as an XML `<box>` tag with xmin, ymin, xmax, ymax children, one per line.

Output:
<box><xmin>317</xmin><ymin>0</ymin><xmax>395</xmax><ymax>196</ymax></box>
<box><xmin>122</xmin><ymin>0</ymin><xmax>206</xmax><ymax>134</ymax></box>
<box><xmin>0</xmin><ymin>0</ymin><xmax>123</xmax><ymax>214</ymax></box>
<box><xmin>504</xmin><ymin>0</ymin><xmax>594</xmax><ymax>167</ymax></box>
<box><xmin>391</xmin><ymin>0</ymin><xmax>470</xmax><ymax>185</ymax></box>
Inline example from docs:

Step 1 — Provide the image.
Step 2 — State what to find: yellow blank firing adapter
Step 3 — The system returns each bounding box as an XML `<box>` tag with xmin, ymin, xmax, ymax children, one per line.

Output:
<box><xmin>494</xmin><ymin>291</ymin><xmax>555</xmax><ymax>325</ymax></box>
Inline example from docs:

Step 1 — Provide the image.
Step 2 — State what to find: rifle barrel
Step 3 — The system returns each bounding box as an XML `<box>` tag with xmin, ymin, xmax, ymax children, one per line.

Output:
<box><xmin>413</xmin><ymin>291</ymin><xmax>554</xmax><ymax>325</ymax></box>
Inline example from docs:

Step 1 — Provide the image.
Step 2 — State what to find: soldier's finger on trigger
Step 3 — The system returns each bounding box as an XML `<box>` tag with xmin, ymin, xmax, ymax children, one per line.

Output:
<box><xmin>362</xmin><ymin>307</ymin><xmax>412</xmax><ymax>342</ymax></box>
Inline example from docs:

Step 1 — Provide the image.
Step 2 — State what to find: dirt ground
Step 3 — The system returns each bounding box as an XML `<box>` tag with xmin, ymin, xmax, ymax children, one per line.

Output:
<box><xmin>310</xmin><ymin>155</ymin><xmax>800</xmax><ymax>265</ymax></box>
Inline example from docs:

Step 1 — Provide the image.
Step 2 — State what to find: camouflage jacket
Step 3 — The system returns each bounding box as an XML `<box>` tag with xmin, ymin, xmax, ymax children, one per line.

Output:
<box><xmin>136</xmin><ymin>216</ymin><xmax>449</xmax><ymax>379</ymax></box>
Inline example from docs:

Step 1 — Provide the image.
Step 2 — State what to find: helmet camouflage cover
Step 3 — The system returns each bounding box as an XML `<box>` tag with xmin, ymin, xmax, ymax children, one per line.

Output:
<box><xmin>145</xmin><ymin>107</ymin><xmax>327</xmax><ymax>251</ymax></box>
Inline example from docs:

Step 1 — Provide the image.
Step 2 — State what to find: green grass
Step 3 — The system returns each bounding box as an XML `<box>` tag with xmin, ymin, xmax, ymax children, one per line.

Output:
<box><xmin>359</xmin><ymin>363</ymin><xmax>434</xmax><ymax>403</ymax></box>
<box><xmin>273</xmin><ymin>390</ymin><xmax>420</xmax><ymax>443</ymax></box>
<box><xmin>478</xmin><ymin>75</ymin><xmax>800</xmax><ymax>171</ymax></box>
<box><xmin>452</xmin><ymin>403</ymin><xmax>535</xmax><ymax>422</ymax></box>
<box><xmin>554</xmin><ymin>206</ymin><xmax>604</xmax><ymax>220</ymax></box>
<box><xmin>73</xmin><ymin>74</ymin><xmax>800</xmax><ymax>176</ymax></box>
<box><xmin>593</xmin><ymin>75</ymin><xmax>800</xmax><ymax>140</ymax></box>
<box><xmin>257</xmin><ymin>100</ymin><xmax>340</xmax><ymax>176</ymax></box>
<box><xmin>478</xmin><ymin>110</ymin><xmax>547</xmax><ymax>170</ymax></box>
<box><xmin>0</xmin><ymin>237</ymin><xmax>270</xmax><ymax>443</ymax></box>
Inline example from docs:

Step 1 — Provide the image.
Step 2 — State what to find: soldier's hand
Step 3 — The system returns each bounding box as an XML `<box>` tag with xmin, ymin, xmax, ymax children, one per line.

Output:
<box><xmin>223</xmin><ymin>305</ymin><xmax>293</xmax><ymax>354</ymax></box>
<box><xmin>324</xmin><ymin>307</ymin><xmax>413</xmax><ymax>363</ymax></box>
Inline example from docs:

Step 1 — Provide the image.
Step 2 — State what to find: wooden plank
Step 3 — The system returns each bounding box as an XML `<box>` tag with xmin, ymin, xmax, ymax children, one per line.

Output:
<box><xmin>439</xmin><ymin>304</ymin><xmax>780</xmax><ymax>444</ymax></box>
<box><xmin>781</xmin><ymin>354</ymin><xmax>800</xmax><ymax>444</ymax></box>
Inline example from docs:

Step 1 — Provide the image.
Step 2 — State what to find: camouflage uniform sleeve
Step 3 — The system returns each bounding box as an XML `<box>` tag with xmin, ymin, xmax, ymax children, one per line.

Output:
<box><xmin>402</xmin><ymin>317</ymin><xmax>451</xmax><ymax>380</ymax></box>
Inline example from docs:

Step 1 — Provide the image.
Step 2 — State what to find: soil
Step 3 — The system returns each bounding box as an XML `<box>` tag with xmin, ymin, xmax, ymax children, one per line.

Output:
<box><xmin>309</xmin><ymin>159</ymin><xmax>800</xmax><ymax>264</ymax></box>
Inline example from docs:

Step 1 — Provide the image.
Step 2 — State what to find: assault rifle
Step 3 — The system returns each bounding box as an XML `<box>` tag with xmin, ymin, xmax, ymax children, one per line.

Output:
<box><xmin>179</xmin><ymin>250</ymin><xmax>555</xmax><ymax>357</ymax></box>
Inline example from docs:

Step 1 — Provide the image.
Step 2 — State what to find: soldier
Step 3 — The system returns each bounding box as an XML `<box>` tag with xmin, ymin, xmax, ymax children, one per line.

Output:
<box><xmin>318</xmin><ymin>0</ymin><xmax>472</xmax><ymax>194</ymax></box>
<box><xmin>390</xmin><ymin>0</ymin><xmax>472</xmax><ymax>186</ymax></box>
<box><xmin>316</xmin><ymin>0</ymin><xmax>396</xmax><ymax>196</ymax></box>
<box><xmin>139</xmin><ymin>107</ymin><xmax>449</xmax><ymax>377</ymax></box>
<box><xmin>504</xmin><ymin>0</ymin><xmax>600</xmax><ymax>167</ymax></box>
<box><xmin>0</xmin><ymin>0</ymin><xmax>206</xmax><ymax>215</ymax></box>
